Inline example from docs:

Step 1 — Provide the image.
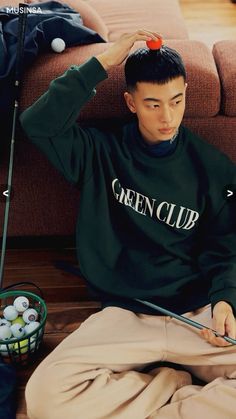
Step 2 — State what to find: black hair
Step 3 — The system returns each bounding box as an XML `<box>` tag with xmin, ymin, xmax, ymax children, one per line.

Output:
<box><xmin>124</xmin><ymin>45</ymin><xmax>187</xmax><ymax>91</ymax></box>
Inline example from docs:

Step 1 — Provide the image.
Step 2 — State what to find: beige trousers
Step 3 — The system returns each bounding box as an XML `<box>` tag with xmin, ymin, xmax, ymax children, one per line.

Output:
<box><xmin>26</xmin><ymin>304</ymin><xmax>236</xmax><ymax>419</ymax></box>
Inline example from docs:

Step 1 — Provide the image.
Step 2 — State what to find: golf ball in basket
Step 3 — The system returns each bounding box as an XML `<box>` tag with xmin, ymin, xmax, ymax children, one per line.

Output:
<box><xmin>13</xmin><ymin>339</ymin><xmax>29</xmax><ymax>354</ymax></box>
<box><xmin>24</xmin><ymin>321</ymin><xmax>40</xmax><ymax>339</ymax></box>
<box><xmin>11</xmin><ymin>316</ymin><xmax>26</xmax><ymax>327</ymax></box>
<box><xmin>3</xmin><ymin>305</ymin><xmax>18</xmax><ymax>321</ymax></box>
<box><xmin>51</xmin><ymin>38</ymin><xmax>65</xmax><ymax>53</ymax></box>
<box><xmin>0</xmin><ymin>343</ymin><xmax>14</xmax><ymax>356</ymax></box>
<box><xmin>13</xmin><ymin>296</ymin><xmax>29</xmax><ymax>313</ymax></box>
<box><xmin>23</xmin><ymin>308</ymin><xmax>38</xmax><ymax>323</ymax></box>
<box><xmin>13</xmin><ymin>338</ymin><xmax>36</xmax><ymax>354</ymax></box>
<box><xmin>0</xmin><ymin>318</ymin><xmax>11</xmax><ymax>327</ymax></box>
<box><xmin>10</xmin><ymin>323</ymin><xmax>25</xmax><ymax>339</ymax></box>
<box><xmin>0</xmin><ymin>325</ymin><xmax>12</xmax><ymax>340</ymax></box>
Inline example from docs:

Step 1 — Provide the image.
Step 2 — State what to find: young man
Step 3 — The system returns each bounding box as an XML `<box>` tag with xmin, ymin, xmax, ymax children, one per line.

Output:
<box><xmin>20</xmin><ymin>30</ymin><xmax>236</xmax><ymax>419</ymax></box>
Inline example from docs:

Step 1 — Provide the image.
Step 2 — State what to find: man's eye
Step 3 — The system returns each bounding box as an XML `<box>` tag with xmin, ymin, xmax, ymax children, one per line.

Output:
<box><xmin>174</xmin><ymin>101</ymin><xmax>181</xmax><ymax>105</ymax></box>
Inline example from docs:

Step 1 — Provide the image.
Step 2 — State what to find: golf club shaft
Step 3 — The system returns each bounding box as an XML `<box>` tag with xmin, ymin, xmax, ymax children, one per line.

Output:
<box><xmin>0</xmin><ymin>4</ymin><xmax>28</xmax><ymax>288</ymax></box>
<box><xmin>135</xmin><ymin>298</ymin><xmax>236</xmax><ymax>345</ymax></box>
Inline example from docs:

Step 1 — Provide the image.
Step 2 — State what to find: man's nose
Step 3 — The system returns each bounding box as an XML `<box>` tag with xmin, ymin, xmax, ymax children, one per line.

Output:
<box><xmin>160</xmin><ymin>106</ymin><xmax>172</xmax><ymax>123</ymax></box>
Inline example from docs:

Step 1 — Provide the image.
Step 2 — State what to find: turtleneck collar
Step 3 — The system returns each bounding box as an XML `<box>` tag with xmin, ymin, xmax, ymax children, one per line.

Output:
<box><xmin>137</xmin><ymin>126</ymin><xmax>179</xmax><ymax>157</ymax></box>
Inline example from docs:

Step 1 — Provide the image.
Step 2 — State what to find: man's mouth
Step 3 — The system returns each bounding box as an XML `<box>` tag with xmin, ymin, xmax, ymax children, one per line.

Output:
<box><xmin>159</xmin><ymin>128</ymin><xmax>175</xmax><ymax>135</ymax></box>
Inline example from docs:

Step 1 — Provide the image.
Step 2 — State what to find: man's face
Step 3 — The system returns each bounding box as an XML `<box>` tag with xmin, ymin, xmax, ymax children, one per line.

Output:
<box><xmin>124</xmin><ymin>76</ymin><xmax>187</xmax><ymax>145</ymax></box>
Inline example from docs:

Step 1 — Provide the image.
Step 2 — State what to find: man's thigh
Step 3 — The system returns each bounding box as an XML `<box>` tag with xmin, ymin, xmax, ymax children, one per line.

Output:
<box><xmin>39</xmin><ymin>306</ymin><xmax>168</xmax><ymax>372</ymax></box>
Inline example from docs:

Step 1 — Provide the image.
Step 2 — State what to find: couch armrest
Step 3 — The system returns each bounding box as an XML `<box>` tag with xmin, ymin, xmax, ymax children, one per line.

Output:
<box><xmin>213</xmin><ymin>41</ymin><xmax>236</xmax><ymax>117</ymax></box>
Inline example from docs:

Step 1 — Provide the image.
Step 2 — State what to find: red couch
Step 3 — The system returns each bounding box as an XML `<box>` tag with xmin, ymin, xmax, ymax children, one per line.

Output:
<box><xmin>0</xmin><ymin>0</ymin><xmax>235</xmax><ymax>238</ymax></box>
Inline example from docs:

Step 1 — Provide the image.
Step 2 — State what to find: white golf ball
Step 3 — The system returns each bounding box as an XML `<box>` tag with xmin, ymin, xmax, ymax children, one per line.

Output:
<box><xmin>24</xmin><ymin>321</ymin><xmax>40</xmax><ymax>338</ymax></box>
<box><xmin>3</xmin><ymin>305</ymin><xmax>18</xmax><ymax>321</ymax></box>
<box><xmin>0</xmin><ymin>325</ymin><xmax>12</xmax><ymax>340</ymax></box>
<box><xmin>0</xmin><ymin>318</ymin><xmax>11</xmax><ymax>327</ymax></box>
<box><xmin>13</xmin><ymin>296</ymin><xmax>29</xmax><ymax>313</ymax></box>
<box><xmin>29</xmin><ymin>338</ymin><xmax>37</xmax><ymax>351</ymax></box>
<box><xmin>0</xmin><ymin>343</ymin><xmax>13</xmax><ymax>356</ymax></box>
<box><xmin>51</xmin><ymin>38</ymin><xmax>65</xmax><ymax>53</ymax></box>
<box><xmin>23</xmin><ymin>308</ymin><xmax>38</xmax><ymax>324</ymax></box>
<box><xmin>10</xmin><ymin>323</ymin><xmax>25</xmax><ymax>338</ymax></box>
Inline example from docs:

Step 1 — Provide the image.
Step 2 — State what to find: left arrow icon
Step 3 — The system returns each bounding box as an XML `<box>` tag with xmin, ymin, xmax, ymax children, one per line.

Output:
<box><xmin>0</xmin><ymin>186</ymin><xmax>14</xmax><ymax>203</ymax></box>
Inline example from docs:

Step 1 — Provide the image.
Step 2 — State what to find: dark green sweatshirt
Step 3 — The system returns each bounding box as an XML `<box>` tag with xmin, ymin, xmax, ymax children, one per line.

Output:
<box><xmin>20</xmin><ymin>57</ymin><xmax>236</xmax><ymax>316</ymax></box>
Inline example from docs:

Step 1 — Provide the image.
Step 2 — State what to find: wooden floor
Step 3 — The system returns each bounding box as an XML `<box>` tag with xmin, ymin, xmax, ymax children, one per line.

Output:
<box><xmin>1</xmin><ymin>247</ymin><xmax>101</xmax><ymax>418</ymax></box>
<box><xmin>180</xmin><ymin>0</ymin><xmax>236</xmax><ymax>48</ymax></box>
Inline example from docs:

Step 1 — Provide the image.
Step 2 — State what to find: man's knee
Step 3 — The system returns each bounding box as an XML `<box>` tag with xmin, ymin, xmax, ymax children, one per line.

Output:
<box><xmin>25</xmin><ymin>362</ymin><xmax>61</xmax><ymax>419</ymax></box>
<box><xmin>25</xmin><ymin>359</ymin><xmax>102</xmax><ymax>418</ymax></box>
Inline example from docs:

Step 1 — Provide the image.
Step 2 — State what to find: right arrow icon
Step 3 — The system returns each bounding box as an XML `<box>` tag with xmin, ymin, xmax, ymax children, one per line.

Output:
<box><xmin>223</xmin><ymin>184</ymin><xmax>236</xmax><ymax>201</ymax></box>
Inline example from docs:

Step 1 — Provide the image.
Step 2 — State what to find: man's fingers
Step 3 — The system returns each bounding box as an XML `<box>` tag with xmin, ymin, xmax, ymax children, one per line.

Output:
<box><xmin>225</xmin><ymin>312</ymin><xmax>236</xmax><ymax>339</ymax></box>
<box><xmin>137</xmin><ymin>29</ymin><xmax>160</xmax><ymax>38</ymax></box>
<box><xmin>199</xmin><ymin>302</ymin><xmax>236</xmax><ymax>347</ymax></box>
<box><xmin>130</xmin><ymin>30</ymin><xmax>162</xmax><ymax>42</ymax></box>
<box><xmin>199</xmin><ymin>328</ymin><xmax>231</xmax><ymax>347</ymax></box>
<box><xmin>212</xmin><ymin>314</ymin><xmax>225</xmax><ymax>336</ymax></box>
<box><xmin>213</xmin><ymin>310</ymin><xmax>236</xmax><ymax>340</ymax></box>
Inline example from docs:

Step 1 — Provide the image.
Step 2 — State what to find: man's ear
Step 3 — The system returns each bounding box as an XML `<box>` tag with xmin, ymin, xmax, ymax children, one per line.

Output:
<box><xmin>123</xmin><ymin>91</ymin><xmax>136</xmax><ymax>114</ymax></box>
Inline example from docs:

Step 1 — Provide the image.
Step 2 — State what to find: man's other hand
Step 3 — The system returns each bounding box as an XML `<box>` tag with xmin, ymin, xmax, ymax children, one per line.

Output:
<box><xmin>199</xmin><ymin>301</ymin><xmax>236</xmax><ymax>347</ymax></box>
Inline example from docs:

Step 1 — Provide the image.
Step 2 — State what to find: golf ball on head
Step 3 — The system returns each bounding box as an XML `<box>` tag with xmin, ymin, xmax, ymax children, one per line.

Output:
<box><xmin>23</xmin><ymin>308</ymin><xmax>38</xmax><ymax>323</ymax></box>
<box><xmin>3</xmin><ymin>305</ymin><xmax>18</xmax><ymax>321</ymax></box>
<box><xmin>10</xmin><ymin>324</ymin><xmax>25</xmax><ymax>339</ymax></box>
<box><xmin>0</xmin><ymin>325</ymin><xmax>12</xmax><ymax>340</ymax></box>
<box><xmin>51</xmin><ymin>38</ymin><xmax>66</xmax><ymax>53</ymax></box>
<box><xmin>146</xmin><ymin>37</ymin><xmax>163</xmax><ymax>50</ymax></box>
<box><xmin>13</xmin><ymin>296</ymin><xmax>29</xmax><ymax>313</ymax></box>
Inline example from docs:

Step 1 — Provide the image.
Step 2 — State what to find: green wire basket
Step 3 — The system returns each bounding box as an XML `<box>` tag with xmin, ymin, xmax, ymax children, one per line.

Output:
<box><xmin>0</xmin><ymin>288</ymin><xmax>47</xmax><ymax>366</ymax></box>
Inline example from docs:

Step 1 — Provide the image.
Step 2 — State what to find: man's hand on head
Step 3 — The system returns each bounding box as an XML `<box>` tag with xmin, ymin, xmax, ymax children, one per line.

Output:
<box><xmin>95</xmin><ymin>29</ymin><xmax>162</xmax><ymax>71</ymax></box>
<box><xmin>199</xmin><ymin>301</ymin><xmax>236</xmax><ymax>347</ymax></box>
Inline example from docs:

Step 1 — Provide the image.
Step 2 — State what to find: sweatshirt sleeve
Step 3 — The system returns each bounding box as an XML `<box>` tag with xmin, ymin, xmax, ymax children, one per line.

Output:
<box><xmin>19</xmin><ymin>56</ymin><xmax>108</xmax><ymax>185</ymax></box>
<box><xmin>198</xmin><ymin>170</ymin><xmax>236</xmax><ymax>317</ymax></box>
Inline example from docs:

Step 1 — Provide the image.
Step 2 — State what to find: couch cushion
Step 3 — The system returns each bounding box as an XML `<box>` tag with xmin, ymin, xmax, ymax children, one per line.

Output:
<box><xmin>20</xmin><ymin>40</ymin><xmax>220</xmax><ymax>119</ymax></box>
<box><xmin>87</xmin><ymin>0</ymin><xmax>189</xmax><ymax>42</ymax></box>
<box><xmin>183</xmin><ymin>116</ymin><xmax>236</xmax><ymax>164</ymax></box>
<box><xmin>0</xmin><ymin>0</ymin><xmax>109</xmax><ymax>41</ymax></box>
<box><xmin>213</xmin><ymin>41</ymin><xmax>236</xmax><ymax>117</ymax></box>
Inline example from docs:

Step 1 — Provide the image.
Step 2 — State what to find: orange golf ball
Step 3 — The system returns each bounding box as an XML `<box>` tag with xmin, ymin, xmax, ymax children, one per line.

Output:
<box><xmin>146</xmin><ymin>37</ymin><xmax>163</xmax><ymax>50</ymax></box>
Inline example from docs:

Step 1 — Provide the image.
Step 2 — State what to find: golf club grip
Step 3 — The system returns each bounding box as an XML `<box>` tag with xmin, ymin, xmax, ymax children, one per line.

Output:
<box><xmin>15</xmin><ymin>3</ymin><xmax>28</xmax><ymax>86</ymax></box>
